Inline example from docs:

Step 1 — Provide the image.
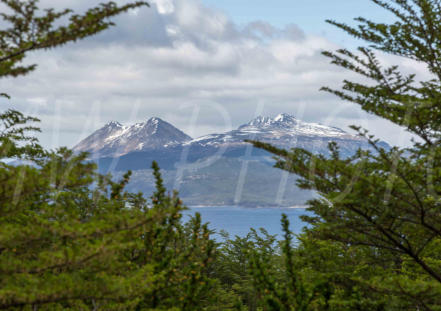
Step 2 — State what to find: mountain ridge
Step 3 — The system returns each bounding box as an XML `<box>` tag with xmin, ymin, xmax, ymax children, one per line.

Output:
<box><xmin>74</xmin><ymin>113</ymin><xmax>389</xmax><ymax>207</ymax></box>
<box><xmin>74</xmin><ymin>113</ymin><xmax>373</xmax><ymax>158</ymax></box>
<box><xmin>184</xmin><ymin>113</ymin><xmax>365</xmax><ymax>150</ymax></box>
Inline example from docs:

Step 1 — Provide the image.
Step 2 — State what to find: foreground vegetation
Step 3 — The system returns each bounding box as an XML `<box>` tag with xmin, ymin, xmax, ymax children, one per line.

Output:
<box><xmin>2</xmin><ymin>0</ymin><xmax>441</xmax><ymax>309</ymax></box>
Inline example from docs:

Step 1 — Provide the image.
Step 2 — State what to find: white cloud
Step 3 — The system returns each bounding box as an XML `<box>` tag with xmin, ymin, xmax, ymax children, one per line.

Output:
<box><xmin>2</xmin><ymin>0</ymin><xmax>424</xmax><ymax>148</ymax></box>
<box><xmin>152</xmin><ymin>0</ymin><xmax>175</xmax><ymax>14</ymax></box>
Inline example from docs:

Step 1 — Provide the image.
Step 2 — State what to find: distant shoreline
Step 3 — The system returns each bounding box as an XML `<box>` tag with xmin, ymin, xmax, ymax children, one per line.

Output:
<box><xmin>187</xmin><ymin>205</ymin><xmax>308</xmax><ymax>210</ymax></box>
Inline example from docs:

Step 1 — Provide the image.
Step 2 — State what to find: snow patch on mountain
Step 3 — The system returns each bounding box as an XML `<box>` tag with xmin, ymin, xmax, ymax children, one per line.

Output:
<box><xmin>238</xmin><ymin>113</ymin><xmax>348</xmax><ymax>138</ymax></box>
<box><xmin>185</xmin><ymin>113</ymin><xmax>359</xmax><ymax>149</ymax></box>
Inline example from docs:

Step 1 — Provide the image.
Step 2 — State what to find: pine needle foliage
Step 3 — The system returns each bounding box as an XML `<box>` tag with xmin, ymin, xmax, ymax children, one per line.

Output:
<box><xmin>248</xmin><ymin>0</ymin><xmax>441</xmax><ymax>309</ymax></box>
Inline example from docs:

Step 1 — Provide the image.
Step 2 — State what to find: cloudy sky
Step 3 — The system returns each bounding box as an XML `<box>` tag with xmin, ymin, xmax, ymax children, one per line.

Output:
<box><xmin>2</xmin><ymin>0</ymin><xmax>429</xmax><ymax>148</ymax></box>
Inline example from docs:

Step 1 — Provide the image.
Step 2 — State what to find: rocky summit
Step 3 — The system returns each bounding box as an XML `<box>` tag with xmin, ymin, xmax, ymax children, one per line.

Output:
<box><xmin>73</xmin><ymin>117</ymin><xmax>192</xmax><ymax>158</ymax></box>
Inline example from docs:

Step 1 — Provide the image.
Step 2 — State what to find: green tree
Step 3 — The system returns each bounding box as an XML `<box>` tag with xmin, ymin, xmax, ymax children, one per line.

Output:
<box><xmin>0</xmin><ymin>113</ymin><xmax>155</xmax><ymax>309</ymax></box>
<box><xmin>0</xmin><ymin>113</ymin><xmax>222</xmax><ymax>310</ymax></box>
<box><xmin>132</xmin><ymin>162</ymin><xmax>220</xmax><ymax>310</ymax></box>
<box><xmin>249</xmin><ymin>0</ymin><xmax>441</xmax><ymax>309</ymax></box>
<box><xmin>214</xmin><ymin>229</ymin><xmax>280</xmax><ymax>311</ymax></box>
<box><xmin>0</xmin><ymin>1</ymin><xmax>221</xmax><ymax>309</ymax></box>
<box><xmin>0</xmin><ymin>1</ymin><xmax>152</xmax><ymax>308</ymax></box>
<box><xmin>245</xmin><ymin>217</ymin><xmax>333</xmax><ymax>311</ymax></box>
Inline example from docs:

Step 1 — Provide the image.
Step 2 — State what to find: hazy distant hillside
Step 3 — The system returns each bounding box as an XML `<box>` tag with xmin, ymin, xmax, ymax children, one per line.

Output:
<box><xmin>117</xmin><ymin>158</ymin><xmax>314</xmax><ymax>207</ymax></box>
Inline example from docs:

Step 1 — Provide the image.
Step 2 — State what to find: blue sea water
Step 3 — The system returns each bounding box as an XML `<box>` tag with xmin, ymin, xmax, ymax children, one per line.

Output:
<box><xmin>183</xmin><ymin>206</ymin><xmax>310</xmax><ymax>239</ymax></box>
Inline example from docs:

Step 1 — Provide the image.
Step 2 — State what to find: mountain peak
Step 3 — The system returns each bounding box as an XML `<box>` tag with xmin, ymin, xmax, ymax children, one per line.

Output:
<box><xmin>236</xmin><ymin>113</ymin><xmax>349</xmax><ymax>138</ymax></box>
<box><xmin>105</xmin><ymin>121</ymin><xmax>123</xmax><ymax>128</ymax></box>
<box><xmin>242</xmin><ymin>113</ymin><xmax>298</xmax><ymax>129</ymax></box>
<box><xmin>73</xmin><ymin>117</ymin><xmax>192</xmax><ymax>158</ymax></box>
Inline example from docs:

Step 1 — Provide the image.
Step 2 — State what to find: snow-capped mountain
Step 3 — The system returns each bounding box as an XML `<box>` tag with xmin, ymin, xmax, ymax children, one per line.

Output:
<box><xmin>184</xmin><ymin>113</ymin><xmax>370</xmax><ymax>155</ymax></box>
<box><xmin>239</xmin><ymin>113</ymin><xmax>349</xmax><ymax>137</ymax></box>
<box><xmin>75</xmin><ymin>113</ymin><xmax>389</xmax><ymax>207</ymax></box>
<box><xmin>73</xmin><ymin>117</ymin><xmax>192</xmax><ymax>158</ymax></box>
<box><xmin>75</xmin><ymin>113</ymin><xmax>386</xmax><ymax>161</ymax></box>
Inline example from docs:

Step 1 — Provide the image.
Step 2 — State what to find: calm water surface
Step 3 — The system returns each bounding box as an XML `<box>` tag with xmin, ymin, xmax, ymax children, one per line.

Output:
<box><xmin>183</xmin><ymin>206</ymin><xmax>310</xmax><ymax>239</ymax></box>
